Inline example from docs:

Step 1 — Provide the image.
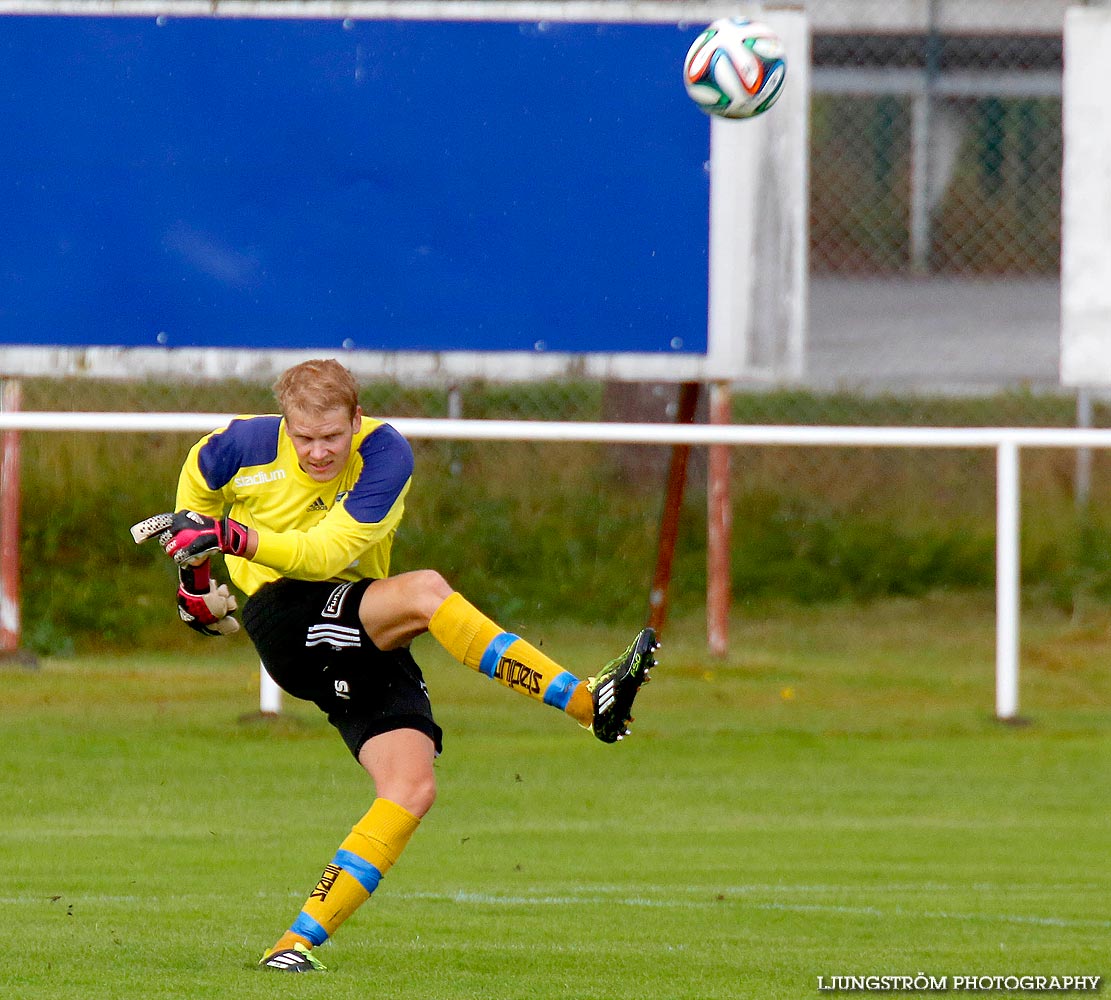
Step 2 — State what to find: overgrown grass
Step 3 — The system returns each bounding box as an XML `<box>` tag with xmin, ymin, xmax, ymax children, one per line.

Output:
<box><xmin>1</xmin><ymin>599</ymin><xmax>1107</xmax><ymax>999</ymax></box>
<box><xmin>15</xmin><ymin>379</ymin><xmax>1111</xmax><ymax>655</ymax></box>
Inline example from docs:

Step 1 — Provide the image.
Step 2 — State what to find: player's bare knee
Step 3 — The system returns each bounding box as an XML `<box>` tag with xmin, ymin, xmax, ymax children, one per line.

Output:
<box><xmin>410</xmin><ymin>773</ymin><xmax>437</xmax><ymax>817</ymax></box>
<box><xmin>385</xmin><ymin>772</ymin><xmax>437</xmax><ymax>818</ymax></box>
<box><xmin>409</xmin><ymin>569</ymin><xmax>453</xmax><ymax>625</ymax></box>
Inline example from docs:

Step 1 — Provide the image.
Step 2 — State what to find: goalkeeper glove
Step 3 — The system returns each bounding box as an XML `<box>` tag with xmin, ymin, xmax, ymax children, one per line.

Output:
<box><xmin>159</xmin><ymin>510</ymin><xmax>251</xmax><ymax>566</ymax></box>
<box><xmin>177</xmin><ymin>561</ymin><xmax>239</xmax><ymax>637</ymax></box>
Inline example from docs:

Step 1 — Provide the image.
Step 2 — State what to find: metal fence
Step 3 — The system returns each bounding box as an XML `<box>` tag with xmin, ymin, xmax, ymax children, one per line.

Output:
<box><xmin>810</xmin><ymin>0</ymin><xmax>1063</xmax><ymax>277</ymax></box>
<box><xmin>804</xmin><ymin>0</ymin><xmax>1067</xmax><ymax>414</ymax></box>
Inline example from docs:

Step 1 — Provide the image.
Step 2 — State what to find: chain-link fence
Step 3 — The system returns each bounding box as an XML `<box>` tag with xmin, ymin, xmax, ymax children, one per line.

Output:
<box><xmin>810</xmin><ymin>0</ymin><xmax>1064</xmax><ymax>276</ymax></box>
<box><xmin>805</xmin><ymin>0</ymin><xmax>1066</xmax><ymax>405</ymax></box>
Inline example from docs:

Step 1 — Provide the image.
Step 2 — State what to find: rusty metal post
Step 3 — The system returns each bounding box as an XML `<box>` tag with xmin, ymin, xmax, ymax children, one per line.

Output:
<box><xmin>1</xmin><ymin>380</ymin><xmax>23</xmax><ymax>655</ymax></box>
<box><xmin>707</xmin><ymin>381</ymin><xmax>732</xmax><ymax>656</ymax></box>
<box><xmin>647</xmin><ymin>382</ymin><xmax>700</xmax><ymax>633</ymax></box>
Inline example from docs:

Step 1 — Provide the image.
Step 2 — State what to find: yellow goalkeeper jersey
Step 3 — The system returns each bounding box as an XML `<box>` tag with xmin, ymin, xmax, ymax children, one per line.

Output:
<box><xmin>176</xmin><ymin>414</ymin><xmax>412</xmax><ymax>596</ymax></box>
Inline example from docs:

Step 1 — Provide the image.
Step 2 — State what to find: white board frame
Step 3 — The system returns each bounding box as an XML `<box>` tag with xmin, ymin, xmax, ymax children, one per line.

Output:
<box><xmin>0</xmin><ymin>0</ymin><xmax>808</xmax><ymax>385</ymax></box>
<box><xmin>1061</xmin><ymin>4</ymin><xmax>1111</xmax><ymax>388</ymax></box>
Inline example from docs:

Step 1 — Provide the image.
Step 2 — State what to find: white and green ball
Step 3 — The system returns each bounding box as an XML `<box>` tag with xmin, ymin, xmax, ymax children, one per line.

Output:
<box><xmin>683</xmin><ymin>17</ymin><xmax>787</xmax><ymax>120</ymax></box>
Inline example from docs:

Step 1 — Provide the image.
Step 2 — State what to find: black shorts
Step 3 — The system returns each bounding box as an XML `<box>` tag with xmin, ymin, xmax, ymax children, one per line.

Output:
<box><xmin>242</xmin><ymin>577</ymin><xmax>443</xmax><ymax>758</ymax></box>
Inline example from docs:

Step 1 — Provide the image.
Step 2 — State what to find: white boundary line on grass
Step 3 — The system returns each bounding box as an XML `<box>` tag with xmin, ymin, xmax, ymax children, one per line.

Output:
<box><xmin>8</xmin><ymin>888</ymin><xmax>1109</xmax><ymax>930</ymax></box>
<box><xmin>392</xmin><ymin>890</ymin><xmax>1111</xmax><ymax>930</ymax></box>
<box><xmin>380</xmin><ymin>890</ymin><xmax>1111</xmax><ymax>933</ymax></box>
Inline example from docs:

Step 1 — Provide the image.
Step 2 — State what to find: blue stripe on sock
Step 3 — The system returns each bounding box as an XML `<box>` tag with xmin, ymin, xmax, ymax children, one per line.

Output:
<box><xmin>543</xmin><ymin>670</ymin><xmax>580</xmax><ymax>710</ymax></box>
<box><xmin>291</xmin><ymin>911</ymin><xmax>329</xmax><ymax>946</ymax></box>
<box><xmin>478</xmin><ymin>632</ymin><xmax>520</xmax><ymax>679</ymax></box>
<box><xmin>334</xmin><ymin>849</ymin><xmax>383</xmax><ymax>895</ymax></box>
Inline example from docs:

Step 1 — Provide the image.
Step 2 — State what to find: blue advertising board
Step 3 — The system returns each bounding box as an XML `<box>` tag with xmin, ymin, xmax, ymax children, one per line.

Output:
<box><xmin>0</xmin><ymin>13</ymin><xmax>711</xmax><ymax>356</ymax></box>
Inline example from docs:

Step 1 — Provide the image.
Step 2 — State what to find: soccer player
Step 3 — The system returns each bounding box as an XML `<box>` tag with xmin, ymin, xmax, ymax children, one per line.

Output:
<box><xmin>133</xmin><ymin>358</ymin><xmax>656</xmax><ymax>973</ymax></box>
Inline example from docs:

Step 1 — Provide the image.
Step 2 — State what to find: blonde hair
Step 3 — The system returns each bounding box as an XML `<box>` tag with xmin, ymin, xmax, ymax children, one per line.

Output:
<box><xmin>273</xmin><ymin>359</ymin><xmax>360</xmax><ymax>420</ymax></box>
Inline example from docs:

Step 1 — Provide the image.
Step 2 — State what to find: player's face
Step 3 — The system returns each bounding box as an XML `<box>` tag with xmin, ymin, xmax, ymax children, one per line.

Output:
<box><xmin>285</xmin><ymin>405</ymin><xmax>361</xmax><ymax>482</ymax></box>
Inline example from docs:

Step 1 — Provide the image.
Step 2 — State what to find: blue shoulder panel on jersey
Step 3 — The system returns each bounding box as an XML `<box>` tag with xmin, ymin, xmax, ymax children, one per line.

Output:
<box><xmin>345</xmin><ymin>424</ymin><xmax>414</xmax><ymax>524</ymax></box>
<box><xmin>196</xmin><ymin>415</ymin><xmax>282</xmax><ymax>490</ymax></box>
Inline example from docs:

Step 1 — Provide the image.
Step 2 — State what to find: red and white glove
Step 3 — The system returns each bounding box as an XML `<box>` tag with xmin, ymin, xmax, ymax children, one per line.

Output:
<box><xmin>133</xmin><ymin>510</ymin><xmax>251</xmax><ymax>566</ymax></box>
<box><xmin>177</xmin><ymin>561</ymin><xmax>239</xmax><ymax>637</ymax></box>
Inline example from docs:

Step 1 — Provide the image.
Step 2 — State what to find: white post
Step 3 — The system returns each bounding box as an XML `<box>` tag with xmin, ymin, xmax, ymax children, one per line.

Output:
<box><xmin>447</xmin><ymin>384</ymin><xmax>464</xmax><ymax>478</ymax></box>
<box><xmin>260</xmin><ymin>661</ymin><xmax>283</xmax><ymax>716</ymax></box>
<box><xmin>995</xmin><ymin>441</ymin><xmax>1020</xmax><ymax>721</ymax></box>
<box><xmin>909</xmin><ymin>88</ymin><xmax>932</xmax><ymax>273</ymax></box>
<box><xmin>707</xmin><ymin>8</ymin><xmax>808</xmax><ymax>383</ymax></box>
<box><xmin>1075</xmin><ymin>387</ymin><xmax>1093</xmax><ymax>509</ymax></box>
<box><xmin>1061</xmin><ymin>5</ymin><xmax>1111</xmax><ymax>387</ymax></box>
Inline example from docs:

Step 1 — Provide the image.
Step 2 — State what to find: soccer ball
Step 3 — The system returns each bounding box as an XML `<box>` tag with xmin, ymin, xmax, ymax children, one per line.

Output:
<box><xmin>682</xmin><ymin>17</ymin><xmax>787</xmax><ymax>120</ymax></box>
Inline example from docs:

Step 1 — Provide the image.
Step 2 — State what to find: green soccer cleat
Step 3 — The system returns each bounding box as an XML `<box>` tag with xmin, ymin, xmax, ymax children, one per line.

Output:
<box><xmin>588</xmin><ymin>627</ymin><xmax>658</xmax><ymax>743</ymax></box>
<box><xmin>258</xmin><ymin>942</ymin><xmax>328</xmax><ymax>973</ymax></box>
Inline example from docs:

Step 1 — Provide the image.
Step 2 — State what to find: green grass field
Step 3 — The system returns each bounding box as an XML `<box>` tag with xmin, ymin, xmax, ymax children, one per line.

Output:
<box><xmin>2</xmin><ymin>596</ymin><xmax>1108</xmax><ymax>999</ymax></box>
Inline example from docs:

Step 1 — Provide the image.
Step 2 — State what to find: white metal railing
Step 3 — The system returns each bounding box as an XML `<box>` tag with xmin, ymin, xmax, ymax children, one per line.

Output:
<box><xmin>6</xmin><ymin>412</ymin><xmax>1108</xmax><ymax>721</ymax></box>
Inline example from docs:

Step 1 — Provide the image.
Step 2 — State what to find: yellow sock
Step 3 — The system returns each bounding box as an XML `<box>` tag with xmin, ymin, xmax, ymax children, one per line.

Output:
<box><xmin>338</xmin><ymin>796</ymin><xmax>421</xmax><ymax>875</ymax></box>
<box><xmin>429</xmin><ymin>592</ymin><xmax>591</xmax><ymax>724</ymax></box>
<box><xmin>564</xmin><ymin>683</ymin><xmax>594</xmax><ymax>727</ymax></box>
<box><xmin>270</xmin><ymin>798</ymin><xmax>420</xmax><ymax>952</ymax></box>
